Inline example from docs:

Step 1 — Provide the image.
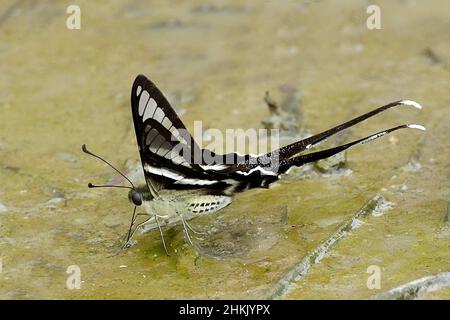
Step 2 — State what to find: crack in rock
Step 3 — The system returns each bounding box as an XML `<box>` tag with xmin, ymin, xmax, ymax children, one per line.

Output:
<box><xmin>266</xmin><ymin>194</ymin><xmax>387</xmax><ymax>299</ymax></box>
<box><xmin>373</xmin><ymin>271</ymin><xmax>450</xmax><ymax>300</ymax></box>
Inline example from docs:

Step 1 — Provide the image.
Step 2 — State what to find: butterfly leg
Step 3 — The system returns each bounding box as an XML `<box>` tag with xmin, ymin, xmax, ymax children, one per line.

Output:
<box><xmin>123</xmin><ymin>207</ymin><xmax>149</xmax><ymax>247</ymax></box>
<box><xmin>154</xmin><ymin>214</ymin><xmax>169</xmax><ymax>256</ymax></box>
<box><xmin>179</xmin><ymin>213</ymin><xmax>194</xmax><ymax>246</ymax></box>
<box><xmin>123</xmin><ymin>206</ymin><xmax>138</xmax><ymax>248</ymax></box>
<box><xmin>129</xmin><ymin>215</ymin><xmax>154</xmax><ymax>239</ymax></box>
<box><xmin>124</xmin><ymin>212</ymin><xmax>170</xmax><ymax>255</ymax></box>
<box><xmin>184</xmin><ymin>219</ymin><xmax>206</xmax><ymax>235</ymax></box>
<box><xmin>126</xmin><ymin>206</ymin><xmax>137</xmax><ymax>241</ymax></box>
<box><xmin>123</xmin><ymin>215</ymin><xmax>153</xmax><ymax>249</ymax></box>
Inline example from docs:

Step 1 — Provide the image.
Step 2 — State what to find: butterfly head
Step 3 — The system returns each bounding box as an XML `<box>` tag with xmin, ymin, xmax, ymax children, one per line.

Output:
<box><xmin>128</xmin><ymin>189</ymin><xmax>143</xmax><ymax>206</ymax></box>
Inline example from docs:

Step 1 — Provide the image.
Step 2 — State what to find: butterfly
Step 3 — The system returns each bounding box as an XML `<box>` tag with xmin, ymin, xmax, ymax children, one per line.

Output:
<box><xmin>83</xmin><ymin>74</ymin><xmax>425</xmax><ymax>254</ymax></box>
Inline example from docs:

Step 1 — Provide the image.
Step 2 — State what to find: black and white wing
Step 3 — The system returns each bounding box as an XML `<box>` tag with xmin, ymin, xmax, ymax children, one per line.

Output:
<box><xmin>131</xmin><ymin>75</ymin><xmax>424</xmax><ymax>194</ymax></box>
<box><xmin>131</xmin><ymin>75</ymin><xmax>235</xmax><ymax>193</ymax></box>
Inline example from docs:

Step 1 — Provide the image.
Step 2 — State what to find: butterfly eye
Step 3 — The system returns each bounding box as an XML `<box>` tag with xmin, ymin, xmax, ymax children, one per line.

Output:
<box><xmin>129</xmin><ymin>190</ymin><xmax>143</xmax><ymax>206</ymax></box>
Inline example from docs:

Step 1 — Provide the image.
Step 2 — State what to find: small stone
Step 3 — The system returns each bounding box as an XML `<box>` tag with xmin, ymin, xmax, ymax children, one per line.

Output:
<box><xmin>0</xmin><ymin>202</ymin><xmax>7</xmax><ymax>213</ymax></box>
<box><xmin>51</xmin><ymin>189</ymin><xmax>65</xmax><ymax>199</ymax></box>
<box><xmin>46</xmin><ymin>197</ymin><xmax>66</xmax><ymax>209</ymax></box>
<box><xmin>46</xmin><ymin>189</ymin><xmax>67</xmax><ymax>208</ymax></box>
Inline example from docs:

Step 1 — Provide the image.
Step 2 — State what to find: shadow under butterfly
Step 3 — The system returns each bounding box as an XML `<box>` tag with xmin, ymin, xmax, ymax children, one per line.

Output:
<box><xmin>82</xmin><ymin>74</ymin><xmax>425</xmax><ymax>255</ymax></box>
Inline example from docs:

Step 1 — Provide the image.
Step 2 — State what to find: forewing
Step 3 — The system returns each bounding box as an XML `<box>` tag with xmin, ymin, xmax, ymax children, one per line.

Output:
<box><xmin>131</xmin><ymin>75</ymin><xmax>230</xmax><ymax>190</ymax></box>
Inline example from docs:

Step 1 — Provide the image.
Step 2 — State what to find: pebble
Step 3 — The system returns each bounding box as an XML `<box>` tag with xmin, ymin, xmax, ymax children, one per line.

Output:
<box><xmin>46</xmin><ymin>190</ymin><xmax>67</xmax><ymax>208</ymax></box>
<box><xmin>47</xmin><ymin>197</ymin><xmax>65</xmax><ymax>207</ymax></box>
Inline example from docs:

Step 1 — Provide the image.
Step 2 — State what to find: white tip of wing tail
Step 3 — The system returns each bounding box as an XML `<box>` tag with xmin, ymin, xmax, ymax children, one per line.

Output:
<box><xmin>400</xmin><ymin>100</ymin><xmax>423</xmax><ymax>110</ymax></box>
<box><xmin>407</xmin><ymin>124</ymin><xmax>426</xmax><ymax>131</ymax></box>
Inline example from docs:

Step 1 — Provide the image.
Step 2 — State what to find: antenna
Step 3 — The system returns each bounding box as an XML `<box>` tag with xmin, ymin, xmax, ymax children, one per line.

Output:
<box><xmin>81</xmin><ymin>144</ymin><xmax>136</xmax><ymax>189</ymax></box>
<box><xmin>87</xmin><ymin>183</ymin><xmax>133</xmax><ymax>190</ymax></box>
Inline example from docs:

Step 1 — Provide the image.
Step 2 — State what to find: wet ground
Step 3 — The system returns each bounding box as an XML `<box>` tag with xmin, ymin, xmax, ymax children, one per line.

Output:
<box><xmin>0</xmin><ymin>0</ymin><xmax>449</xmax><ymax>299</ymax></box>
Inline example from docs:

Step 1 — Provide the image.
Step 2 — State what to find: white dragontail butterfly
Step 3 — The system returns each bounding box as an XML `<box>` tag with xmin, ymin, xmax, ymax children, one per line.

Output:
<box><xmin>82</xmin><ymin>75</ymin><xmax>425</xmax><ymax>255</ymax></box>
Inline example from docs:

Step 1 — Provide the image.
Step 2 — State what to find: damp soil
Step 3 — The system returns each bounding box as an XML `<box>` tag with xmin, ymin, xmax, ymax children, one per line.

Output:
<box><xmin>0</xmin><ymin>0</ymin><xmax>449</xmax><ymax>299</ymax></box>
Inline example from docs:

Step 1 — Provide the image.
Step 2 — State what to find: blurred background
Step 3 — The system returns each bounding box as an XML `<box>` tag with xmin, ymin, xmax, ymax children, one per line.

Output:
<box><xmin>0</xmin><ymin>0</ymin><xmax>449</xmax><ymax>299</ymax></box>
